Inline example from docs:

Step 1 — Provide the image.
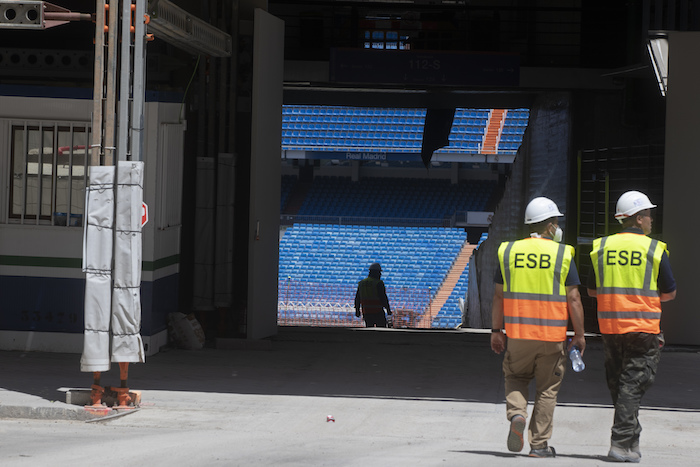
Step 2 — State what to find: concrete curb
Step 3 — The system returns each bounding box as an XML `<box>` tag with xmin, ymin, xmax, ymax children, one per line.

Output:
<box><xmin>0</xmin><ymin>404</ymin><xmax>97</xmax><ymax>421</ymax></box>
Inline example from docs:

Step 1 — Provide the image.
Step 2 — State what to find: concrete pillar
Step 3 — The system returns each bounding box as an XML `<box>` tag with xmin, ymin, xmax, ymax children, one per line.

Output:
<box><xmin>661</xmin><ymin>32</ymin><xmax>700</xmax><ymax>345</ymax></box>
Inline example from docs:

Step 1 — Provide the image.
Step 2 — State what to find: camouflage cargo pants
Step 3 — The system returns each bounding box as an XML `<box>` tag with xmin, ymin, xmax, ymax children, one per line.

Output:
<box><xmin>602</xmin><ymin>332</ymin><xmax>662</xmax><ymax>449</ymax></box>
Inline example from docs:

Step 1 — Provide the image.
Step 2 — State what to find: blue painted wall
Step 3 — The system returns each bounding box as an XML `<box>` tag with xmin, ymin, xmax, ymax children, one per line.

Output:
<box><xmin>0</xmin><ymin>274</ymin><xmax>178</xmax><ymax>336</ymax></box>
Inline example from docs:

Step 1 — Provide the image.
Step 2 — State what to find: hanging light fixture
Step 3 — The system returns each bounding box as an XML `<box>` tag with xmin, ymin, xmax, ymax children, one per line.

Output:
<box><xmin>647</xmin><ymin>31</ymin><xmax>668</xmax><ymax>97</ymax></box>
<box><xmin>147</xmin><ymin>0</ymin><xmax>232</xmax><ymax>57</ymax></box>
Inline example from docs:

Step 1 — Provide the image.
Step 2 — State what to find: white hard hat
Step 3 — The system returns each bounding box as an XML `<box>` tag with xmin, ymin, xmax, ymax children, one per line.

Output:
<box><xmin>615</xmin><ymin>190</ymin><xmax>656</xmax><ymax>223</ymax></box>
<box><xmin>524</xmin><ymin>197</ymin><xmax>563</xmax><ymax>224</ymax></box>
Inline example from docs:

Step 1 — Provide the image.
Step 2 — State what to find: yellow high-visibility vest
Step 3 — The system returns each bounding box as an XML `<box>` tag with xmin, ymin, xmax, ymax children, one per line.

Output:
<box><xmin>498</xmin><ymin>238</ymin><xmax>573</xmax><ymax>342</ymax></box>
<box><xmin>590</xmin><ymin>233</ymin><xmax>666</xmax><ymax>334</ymax></box>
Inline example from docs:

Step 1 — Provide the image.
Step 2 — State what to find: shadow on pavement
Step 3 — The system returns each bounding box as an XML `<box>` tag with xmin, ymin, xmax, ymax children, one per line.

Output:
<box><xmin>1</xmin><ymin>327</ymin><xmax>699</xmax><ymax>411</ymax></box>
<box><xmin>455</xmin><ymin>450</ymin><xmax>610</xmax><ymax>462</ymax></box>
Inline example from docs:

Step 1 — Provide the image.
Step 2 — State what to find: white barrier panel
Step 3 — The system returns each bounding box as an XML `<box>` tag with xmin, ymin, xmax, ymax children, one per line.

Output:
<box><xmin>111</xmin><ymin>161</ymin><xmax>145</xmax><ymax>363</ymax></box>
<box><xmin>80</xmin><ymin>166</ymin><xmax>115</xmax><ymax>372</ymax></box>
<box><xmin>80</xmin><ymin>162</ymin><xmax>145</xmax><ymax>371</ymax></box>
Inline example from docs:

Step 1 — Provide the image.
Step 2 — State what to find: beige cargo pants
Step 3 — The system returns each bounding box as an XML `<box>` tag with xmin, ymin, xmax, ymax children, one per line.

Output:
<box><xmin>503</xmin><ymin>338</ymin><xmax>566</xmax><ymax>450</ymax></box>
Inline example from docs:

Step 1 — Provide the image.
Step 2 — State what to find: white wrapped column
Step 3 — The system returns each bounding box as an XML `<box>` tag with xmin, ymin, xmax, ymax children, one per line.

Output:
<box><xmin>111</xmin><ymin>161</ymin><xmax>145</xmax><ymax>362</ymax></box>
<box><xmin>80</xmin><ymin>166</ymin><xmax>115</xmax><ymax>372</ymax></box>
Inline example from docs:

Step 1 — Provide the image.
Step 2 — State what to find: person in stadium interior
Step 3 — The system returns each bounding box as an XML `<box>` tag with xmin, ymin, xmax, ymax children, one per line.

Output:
<box><xmin>355</xmin><ymin>262</ymin><xmax>392</xmax><ymax>327</ymax></box>
<box><xmin>490</xmin><ymin>196</ymin><xmax>586</xmax><ymax>458</ymax></box>
<box><xmin>587</xmin><ymin>190</ymin><xmax>676</xmax><ymax>463</ymax></box>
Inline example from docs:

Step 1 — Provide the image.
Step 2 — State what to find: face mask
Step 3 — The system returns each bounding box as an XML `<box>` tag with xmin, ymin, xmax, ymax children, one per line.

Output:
<box><xmin>552</xmin><ymin>226</ymin><xmax>563</xmax><ymax>243</ymax></box>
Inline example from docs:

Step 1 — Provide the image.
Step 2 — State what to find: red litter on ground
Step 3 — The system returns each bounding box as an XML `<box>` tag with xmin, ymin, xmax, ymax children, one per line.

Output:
<box><xmin>327</xmin><ymin>415</ymin><xmax>335</xmax><ymax>422</ymax></box>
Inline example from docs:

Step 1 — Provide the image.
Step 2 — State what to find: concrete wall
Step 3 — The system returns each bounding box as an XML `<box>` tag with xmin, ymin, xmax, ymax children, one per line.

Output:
<box><xmin>661</xmin><ymin>32</ymin><xmax>700</xmax><ymax>345</ymax></box>
<box><xmin>247</xmin><ymin>9</ymin><xmax>284</xmax><ymax>339</ymax></box>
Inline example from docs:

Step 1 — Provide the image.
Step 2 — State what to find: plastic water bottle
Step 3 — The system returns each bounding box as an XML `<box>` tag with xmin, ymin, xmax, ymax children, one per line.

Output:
<box><xmin>568</xmin><ymin>346</ymin><xmax>585</xmax><ymax>372</ymax></box>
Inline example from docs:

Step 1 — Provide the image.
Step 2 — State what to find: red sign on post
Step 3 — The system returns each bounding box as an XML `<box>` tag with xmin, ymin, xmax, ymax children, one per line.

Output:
<box><xmin>141</xmin><ymin>202</ymin><xmax>148</xmax><ymax>227</ymax></box>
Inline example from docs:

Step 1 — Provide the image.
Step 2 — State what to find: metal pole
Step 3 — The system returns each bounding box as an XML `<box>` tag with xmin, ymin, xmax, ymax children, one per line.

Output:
<box><xmin>217</xmin><ymin>38</ymin><xmax>228</xmax><ymax>152</ymax></box>
<box><xmin>576</xmin><ymin>151</ymin><xmax>581</xmax><ymax>241</ymax></box>
<box><xmin>427</xmin><ymin>286</ymin><xmax>432</xmax><ymax>328</ymax></box>
<box><xmin>228</xmin><ymin>0</ymin><xmax>238</xmax><ymax>153</ymax></box>
<box><xmin>117</xmin><ymin>0</ymin><xmax>131</xmax><ymax>161</ymax></box>
<box><xmin>82</xmin><ymin>0</ymin><xmax>113</xmax><ymax>378</ymax></box>
<box><xmin>90</xmin><ymin>0</ymin><xmax>106</xmax><ymax>167</ymax></box>
<box><xmin>131</xmin><ymin>0</ymin><xmax>147</xmax><ymax>161</ymax></box>
<box><xmin>285</xmin><ymin>276</ymin><xmax>290</xmax><ymax>320</ymax></box>
<box><xmin>207</xmin><ymin>56</ymin><xmax>217</xmax><ymax>159</ymax></box>
<box><xmin>51</xmin><ymin>125</ymin><xmax>58</xmax><ymax>223</ymax></box>
<box><xmin>67</xmin><ymin>123</ymin><xmax>75</xmax><ymax>224</ymax></box>
<box><xmin>36</xmin><ymin>124</ymin><xmax>43</xmax><ymax>225</ymax></box>
<box><xmin>103</xmin><ymin>0</ymin><xmax>119</xmax><ymax>166</ymax></box>
<box><xmin>604</xmin><ymin>172</ymin><xmax>610</xmax><ymax>236</ymax></box>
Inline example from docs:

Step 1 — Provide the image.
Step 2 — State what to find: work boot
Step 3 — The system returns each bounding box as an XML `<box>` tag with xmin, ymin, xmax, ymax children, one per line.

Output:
<box><xmin>529</xmin><ymin>446</ymin><xmax>556</xmax><ymax>458</ymax></box>
<box><xmin>608</xmin><ymin>445</ymin><xmax>641</xmax><ymax>463</ymax></box>
<box><xmin>507</xmin><ymin>414</ymin><xmax>526</xmax><ymax>452</ymax></box>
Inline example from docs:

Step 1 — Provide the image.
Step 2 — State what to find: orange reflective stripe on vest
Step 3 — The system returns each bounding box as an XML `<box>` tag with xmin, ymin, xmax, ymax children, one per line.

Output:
<box><xmin>498</xmin><ymin>238</ymin><xmax>572</xmax><ymax>342</ymax></box>
<box><xmin>590</xmin><ymin>233</ymin><xmax>665</xmax><ymax>334</ymax></box>
<box><xmin>503</xmin><ymin>298</ymin><xmax>569</xmax><ymax>341</ymax></box>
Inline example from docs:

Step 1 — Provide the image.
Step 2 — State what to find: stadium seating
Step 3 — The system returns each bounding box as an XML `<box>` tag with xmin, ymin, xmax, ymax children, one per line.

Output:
<box><xmin>281</xmin><ymin>105</ymin><xmax>529</xmax><ymax>154</ymax></box>
<box><xmin>280</xmin><ymin>223</ymin><xmax>467</xmax><ymax>286</ymax></box>
<box><xmin>277</xmin><ymin>106</ymin><xmax>527</xmax><ymax>328</ymax></box>
<box><xmin>279</xmin><ymin>224</ymin><xmax>471</xmax><ymax>327</ymax></box>
<box><xmin>500</xmin><ymin>108</ymin><xmax>529</xmax><ymax>151</ymax></box>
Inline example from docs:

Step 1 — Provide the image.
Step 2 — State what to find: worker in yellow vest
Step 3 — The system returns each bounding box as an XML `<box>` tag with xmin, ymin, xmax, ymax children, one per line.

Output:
<box><xmin>491</xmin><ymin>196</ymin><xmax>586</xmax><ymax>458</ymax></box>
<box><xmin>588</xmin><ymin>190</ymin><xmax>676</xmax><ymax>463</ymax></box>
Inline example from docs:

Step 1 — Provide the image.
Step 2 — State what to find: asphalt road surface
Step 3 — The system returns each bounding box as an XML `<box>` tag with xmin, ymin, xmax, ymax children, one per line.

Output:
<box><xmin>1</xmin><ymin>328</ymin><xmax>699</xmax><ymax>466</ymax></box>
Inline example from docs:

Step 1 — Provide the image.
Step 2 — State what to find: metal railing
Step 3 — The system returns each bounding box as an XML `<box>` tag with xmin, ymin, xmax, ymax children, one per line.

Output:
<box><xmin>280</xmin><ymin>211</ymin><xmax>495</xmax><ymax>228</ymax></box>
<box><xmin>278</xmin><ymin>279</ymin><xmax>435</xmax><ymax>329</ymax></box>
<box><xmin>280</xmin><ymin>214</ymin><xmax>451</xmax><ymax>228</ymax></box>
